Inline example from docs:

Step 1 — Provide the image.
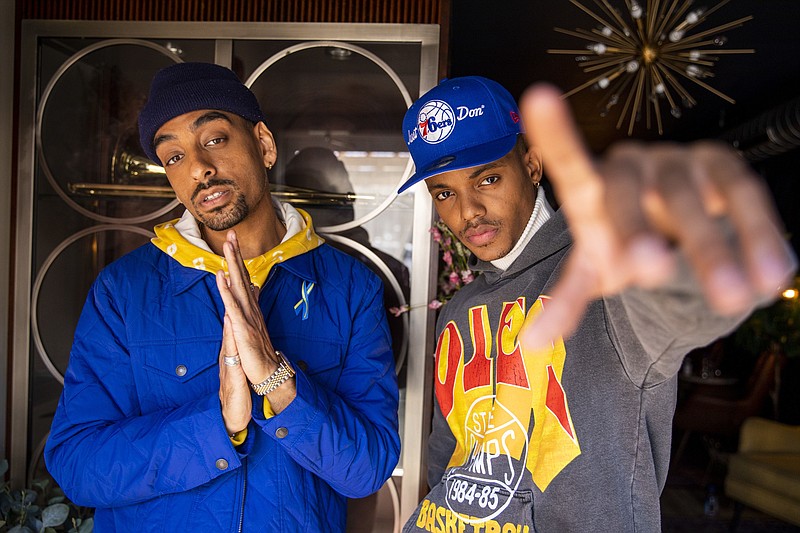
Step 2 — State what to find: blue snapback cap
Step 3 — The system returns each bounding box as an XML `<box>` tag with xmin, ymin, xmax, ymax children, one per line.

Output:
<box><xmin>398</xmin><ymin>76</ymin><xmax>523</xmax><ymax>193</ymax></box>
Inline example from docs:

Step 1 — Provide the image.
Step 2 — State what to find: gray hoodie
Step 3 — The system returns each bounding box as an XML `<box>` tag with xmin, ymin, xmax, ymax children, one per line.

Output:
<box><xmin>405</xmin><ymin>209</ymin><xmax>751</xmax><ymax>533</ymax></box>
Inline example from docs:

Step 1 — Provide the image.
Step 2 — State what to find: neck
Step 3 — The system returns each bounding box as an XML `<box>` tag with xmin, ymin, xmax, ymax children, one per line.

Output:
<box><xmin>202</xmin><ymin>198</ymin><xmax>286</xmax><ymax>258</ymax></box>
<box><xmin>490</xmin><ymin>187</ymin><xmax>552</xmax><ymax>270</ymax></box>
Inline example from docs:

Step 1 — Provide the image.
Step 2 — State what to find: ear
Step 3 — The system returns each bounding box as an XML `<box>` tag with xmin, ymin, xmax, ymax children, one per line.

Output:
<box><xmin>253</xmin><ymin>121</ymin><xmax>278</xmax><ymax>170</ymax></box>
<box><xmin>524</xmin><ymin>146</ymin><xmax>543</xmax><ymax>186</ymax></box>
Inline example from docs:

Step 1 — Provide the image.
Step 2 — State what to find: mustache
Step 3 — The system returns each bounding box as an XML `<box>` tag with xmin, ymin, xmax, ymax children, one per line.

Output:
<box><xmin>460</xmin><ymin>217</ymin><xmax>500</xmax><ymax>237</ymax></box>
<box><xmin>191</xmin><ymin>178</ymin><xmax>237</xmax><ymax>203</ymax></box>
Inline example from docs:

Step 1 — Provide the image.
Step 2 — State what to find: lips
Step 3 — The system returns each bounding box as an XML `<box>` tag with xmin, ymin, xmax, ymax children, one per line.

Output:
<box><xmin>194</xmin><ymin>186</ymin><xmax>231</xmax><ymax>210</ymax></box>
<box><xmin>463</xmin><ymin>224</ymin><xmax>499</xmax><ymax>247</ymax></box>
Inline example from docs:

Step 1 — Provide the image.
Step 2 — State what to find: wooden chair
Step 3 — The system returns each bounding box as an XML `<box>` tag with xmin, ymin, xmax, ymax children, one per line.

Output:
<box><xmin>672</xmin><ymin>350</ymin><xmax>782</xmax><ymax>468</ymax></box>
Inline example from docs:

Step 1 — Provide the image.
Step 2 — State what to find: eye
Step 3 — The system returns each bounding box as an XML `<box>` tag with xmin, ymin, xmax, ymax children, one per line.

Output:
<box><xmin>435</xmin><ymin>190</ymin><xmax>454</xmax><ymax>201</ymax></box>
<box><xmin>164</xmin><ymin>153</ymin><xmax>183</xmax><ymax>166</ymax></box>
<box><xmin>480</xmin><ymin>175</ymin><xmax>500</xmax><ymax>186</ymax></box>
<box><xmin>205</xmin><ymin>136</ymin><xmax>225</xmax><ymax>147</ymax></box>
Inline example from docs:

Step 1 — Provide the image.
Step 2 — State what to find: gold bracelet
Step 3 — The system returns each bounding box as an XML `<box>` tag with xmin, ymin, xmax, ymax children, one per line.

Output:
<box><xmin>249</xmin><ymin>351</ymin><xmax>296</xmax><ymax>396</ymax></box>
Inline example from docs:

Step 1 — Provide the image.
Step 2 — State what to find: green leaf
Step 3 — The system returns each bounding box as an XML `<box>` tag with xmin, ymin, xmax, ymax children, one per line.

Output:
<box><xmin>41</xmin><ymin>503</ymin><xmax>69</xmax><ymax>527</ymax></box>
<box><xmin>0</xmin><ymin>459</ymin><xmax>8</xmax><ymax>477</ymax></box>
<box><xmin>78</xmin><ymin>517</ymin><xmax>93</xmax><ymax>532</ymax></box>
<box><xmin>46</xmin><ymin>496</ymin><xmax>65</xmax><ymax>505</ymax></box>
<box><xmin>32</xmin><ymin>479</ymin><xmax>50</xmax><ymax>493</ymax></box>
<box><xmin>27</xmin><ymin>517</ymin><xmax>42</xmax><ymax>532</ymax></box>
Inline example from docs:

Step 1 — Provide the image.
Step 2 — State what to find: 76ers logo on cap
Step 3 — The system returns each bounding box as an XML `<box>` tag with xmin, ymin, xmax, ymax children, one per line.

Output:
<box><xmin>417</xmin><ymin>100</ymin><xmax>455</xmax><ymax>144</ymax></box>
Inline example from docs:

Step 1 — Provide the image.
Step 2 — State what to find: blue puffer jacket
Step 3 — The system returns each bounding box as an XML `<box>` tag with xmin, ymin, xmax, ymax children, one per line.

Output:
<box><xmin>45</xmin><ymin>242</ymin><xmax>400</xmax><ymax>532</ymax></box>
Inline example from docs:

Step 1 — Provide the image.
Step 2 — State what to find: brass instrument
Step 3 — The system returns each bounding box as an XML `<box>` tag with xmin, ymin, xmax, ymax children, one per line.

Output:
<box><xmin>69</xmin><ymin>148</ymin><xmax>374</xmax><ymax>206</ymax></box>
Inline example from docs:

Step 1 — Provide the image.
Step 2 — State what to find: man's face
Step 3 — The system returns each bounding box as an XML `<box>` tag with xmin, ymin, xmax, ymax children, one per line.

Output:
<box><xmin>153</xmin><ymin>110</ymin><xmax>275</xmax><ymax>232</ymax></box>
<box><xmin>426</xmin><ymin>147</ymin><xmax>539</xmax><ymax>262</ymax></box>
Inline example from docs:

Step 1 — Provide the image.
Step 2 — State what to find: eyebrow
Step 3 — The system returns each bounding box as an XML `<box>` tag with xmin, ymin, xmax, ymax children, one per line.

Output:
<box><xmin>152</xmin><ymin>111</ymin><xmax>233</xmax><ymax>153</ymax></box>
<box><xmin>426</xmin><ymin>161</ymin><xmax>505</xmax><ymax>191</ymax></box>
<box><xmin>192</xmin><ymin>111</ymin><xmax>232</xmax><ymax>130</ymax></box>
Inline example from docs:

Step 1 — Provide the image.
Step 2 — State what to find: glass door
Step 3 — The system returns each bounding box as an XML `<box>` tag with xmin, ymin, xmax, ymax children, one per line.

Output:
<box><xmin>14</xmin><ymin>21</ymin><xmax>439</xmax><ymax>532</ymax></box>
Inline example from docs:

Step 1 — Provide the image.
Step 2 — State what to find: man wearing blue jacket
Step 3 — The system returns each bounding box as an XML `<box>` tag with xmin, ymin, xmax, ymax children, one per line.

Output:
<box><xmin>45</xmin><ymin>62</ymin><xmax>400</xmax><ymax>532</ymax></box>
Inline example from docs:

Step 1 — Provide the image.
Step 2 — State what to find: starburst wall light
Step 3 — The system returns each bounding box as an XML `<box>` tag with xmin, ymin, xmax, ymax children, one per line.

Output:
<box><xmin>549</xmin><ymin>0</ymin><xmax>753</xmax><ymax>135</ymax></box>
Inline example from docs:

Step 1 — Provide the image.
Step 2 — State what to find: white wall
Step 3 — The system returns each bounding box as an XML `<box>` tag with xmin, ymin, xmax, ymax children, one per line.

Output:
<box><xmin>0</xmin><ymin>0</ymin><xmax>17</xmax><ymax>462</ymax></box>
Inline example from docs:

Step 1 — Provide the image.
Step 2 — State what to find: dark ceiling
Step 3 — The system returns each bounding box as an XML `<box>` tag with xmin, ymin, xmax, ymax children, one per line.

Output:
<box><xmin>449</xmin><ymin>0</ymin><xmax>800</xmax><ymax>153</ymax></box>
<box><xmin>448</xmin><ymin>0</ymin><xmax>800</xmax><ymax>254</ymax></box>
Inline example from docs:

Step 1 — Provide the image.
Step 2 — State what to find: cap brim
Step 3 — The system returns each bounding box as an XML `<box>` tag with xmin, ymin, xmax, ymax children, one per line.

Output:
<box><xmin>397</xmin><ymin>133</ymin><xmax>519</xmax><ymax>194</ymax></box>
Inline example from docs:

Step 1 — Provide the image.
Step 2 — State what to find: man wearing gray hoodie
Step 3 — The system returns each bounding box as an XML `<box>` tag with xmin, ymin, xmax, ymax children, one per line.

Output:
<box><xmin>400</xmin><ymin>77</ymin><xmax>796</xmax><ymax>533</ymax></box>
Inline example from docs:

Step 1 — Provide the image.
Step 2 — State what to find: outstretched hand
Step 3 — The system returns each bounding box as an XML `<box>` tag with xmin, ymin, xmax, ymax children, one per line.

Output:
<box><xmin>518</xmin><ymin>84</ymin><xmax>796</xmax><ymax>348</ymax></box>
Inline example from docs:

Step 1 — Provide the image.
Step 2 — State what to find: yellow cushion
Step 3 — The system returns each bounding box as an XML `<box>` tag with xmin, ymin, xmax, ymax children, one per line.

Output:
<box><xmin>725</xmin><ymin>452</ymin><xmax>800</xmax><ymax>526</ymax></box>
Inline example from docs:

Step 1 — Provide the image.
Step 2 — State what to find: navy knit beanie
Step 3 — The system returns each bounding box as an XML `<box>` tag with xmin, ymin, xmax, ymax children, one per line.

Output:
<box><xmin>138</xmin><ymin>62</ymin><xmax>266</xmax><ymax>165</ymax></box>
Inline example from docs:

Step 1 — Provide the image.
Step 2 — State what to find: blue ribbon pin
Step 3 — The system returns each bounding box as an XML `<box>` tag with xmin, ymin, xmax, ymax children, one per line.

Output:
<box><xmin>293</xmin><ymin>281</ymin><xmax>315</xmax><ymax>320</ymax></box>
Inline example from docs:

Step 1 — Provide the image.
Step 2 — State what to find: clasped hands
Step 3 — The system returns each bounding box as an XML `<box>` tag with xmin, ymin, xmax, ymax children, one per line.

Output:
<box><xmin>216</xmin><ymin>231</ymin><xmax>295</xmax><ymax>436</ymax></box>
<box><xmin>518</xmin><ymin>84</ymin><xmax>797</xmax><ymax>348</ymax></box>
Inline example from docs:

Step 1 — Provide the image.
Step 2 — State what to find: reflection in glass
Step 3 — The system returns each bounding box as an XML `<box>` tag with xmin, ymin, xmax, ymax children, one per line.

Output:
<box><xmin>38</xmin><ymin>41</ymin><xmax>180</xmax><ymax>221</ymax></box>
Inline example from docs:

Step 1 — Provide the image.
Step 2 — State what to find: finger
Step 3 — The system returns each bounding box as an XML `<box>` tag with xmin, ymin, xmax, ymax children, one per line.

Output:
<box><xmin>652</xmin><ymin>149</ymin><xmax>752</xmax><ymax>313</ymax></box>
<box><xmin>601</xmin><ymin>143</ymin><xmax>673</xmax><ymax>287</ymax></box>
<box><xmin>521</xmin><ymin>84</ymin><xmax>625</xmax><ymax>285</ymax></box>
<box><xmin>216</xmin><ymin>269</ymin><xmax>245</xmax><ymax>324</ymax></box>
<box><xmin>520</xmin><ymin>84</ymin><xmax>601</xmax><ymax>225</ymax></box>
<box><xmin>518</xmin><ymin>249</ymin><xmax>598</xmax><ymax>349</ymax></box>
<box><xmin>223</xmin><ymin>231</ymin><xmax>254</xmax><ymax>301</ymax></box>
<box><xmin>219</xmin><ymin>315</ymin><xmax>238</xmax><ymax>377</ymax></box>
<box><xmin>693</xmin><ymin>142</ymin><xmax>796</xmax><ymax>296</ymax></box>
<box><xmin>221</xmin><ymin>314</ymin><xmax>238</xmax><ymax>358</ymax></box>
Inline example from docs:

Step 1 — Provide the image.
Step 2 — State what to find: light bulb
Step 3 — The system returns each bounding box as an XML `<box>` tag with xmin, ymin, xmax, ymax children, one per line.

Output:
<box><xmin>589</xmin><ymin>43</ymin><xmax>608</xmax><ymax>55</ymax></box>
<box><xmin>626</xmin><ymin>60</ymin><xmax>640</xmax><ymax>72</ymax></box>
<box><xmin>669</xmin><ymin>29</ymin><xmax>685</xmax><ymax>42</ymax></box>
<box><xmin>686</xmin><ymin>64</ymin><xmax>702</xmax><ymax>77</ymax></box>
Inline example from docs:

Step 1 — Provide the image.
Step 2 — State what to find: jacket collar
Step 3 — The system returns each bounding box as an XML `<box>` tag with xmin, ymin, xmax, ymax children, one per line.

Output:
<box><xmin>165</xmin><ymin>243</ymin><xmax>319</xmax><ymax>296</ymax></box>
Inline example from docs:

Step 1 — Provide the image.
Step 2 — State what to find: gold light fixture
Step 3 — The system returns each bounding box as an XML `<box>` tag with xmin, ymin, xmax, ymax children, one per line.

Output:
<box><xmin>549</xmin><ymin>0</ymin><xmax>753</xmax><ymax>135</ymax></box>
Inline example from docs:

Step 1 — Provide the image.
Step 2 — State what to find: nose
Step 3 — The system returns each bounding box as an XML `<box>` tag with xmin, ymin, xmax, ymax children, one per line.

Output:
<box><xmin>188</xmin><ymin>149</ymin><xmax>216</xmax><ymax>182</ymax></box>
<box><xmin>459</xmin><ymin>190</ymin><xmax>486</xmax><ymax>222</ymax></box>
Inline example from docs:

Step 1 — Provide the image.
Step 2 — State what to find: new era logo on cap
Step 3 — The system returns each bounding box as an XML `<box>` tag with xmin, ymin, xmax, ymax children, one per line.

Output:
<box><xmin>398</xmin><ymin>76</ymin><xmax>523</xmax><ymax>193</ymax></box>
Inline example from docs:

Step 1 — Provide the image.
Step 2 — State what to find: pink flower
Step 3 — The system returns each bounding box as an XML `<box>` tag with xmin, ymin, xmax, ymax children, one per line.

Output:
<box><xmin>429</xmin><ymin>226</ymin><xmax>443</xmax><ymax>243</ymax></box>
<box><xmin>388</xmin><ymin>305</ymin><xmax>409</xmax><ymax>317</ymax></box>
<box><xmin>448</xmin><ymin>271</ymin><xmax>460</xmax><ymax>286</ymax></box>
<box><xmin>428</xmin><ymin>299</ymin><xmax>444</xmax><ymax>310</ymax></box>
<box><xmin>442</xmin><ymin>250</ymin><xmax>453</xmax><ymax>266</ymax></box>
<box><xmin>443</xmin><ymin>236</ymin><xmax>452</xmax><ymax>247</ymax></box>
<box><xmin>461</xmin><ymin>270</ymin><xmax>474</xmax><ymax>284</ymax></box>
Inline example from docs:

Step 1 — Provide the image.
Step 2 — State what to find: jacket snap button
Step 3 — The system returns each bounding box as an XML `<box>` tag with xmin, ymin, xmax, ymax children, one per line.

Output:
<box><xmin>275</xmin><ymin>427</ymin><xmax>288</xmax><ymax>439</ymax></box>
<box><xmin>215</xmin><ymin>458</ymin><xmax>229</xmax><ymax>470</ymax></box>
<box><xmin>175</xmin><ymin>365</ymin><xmax>187</xmax><ymax>377</ymax></box>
